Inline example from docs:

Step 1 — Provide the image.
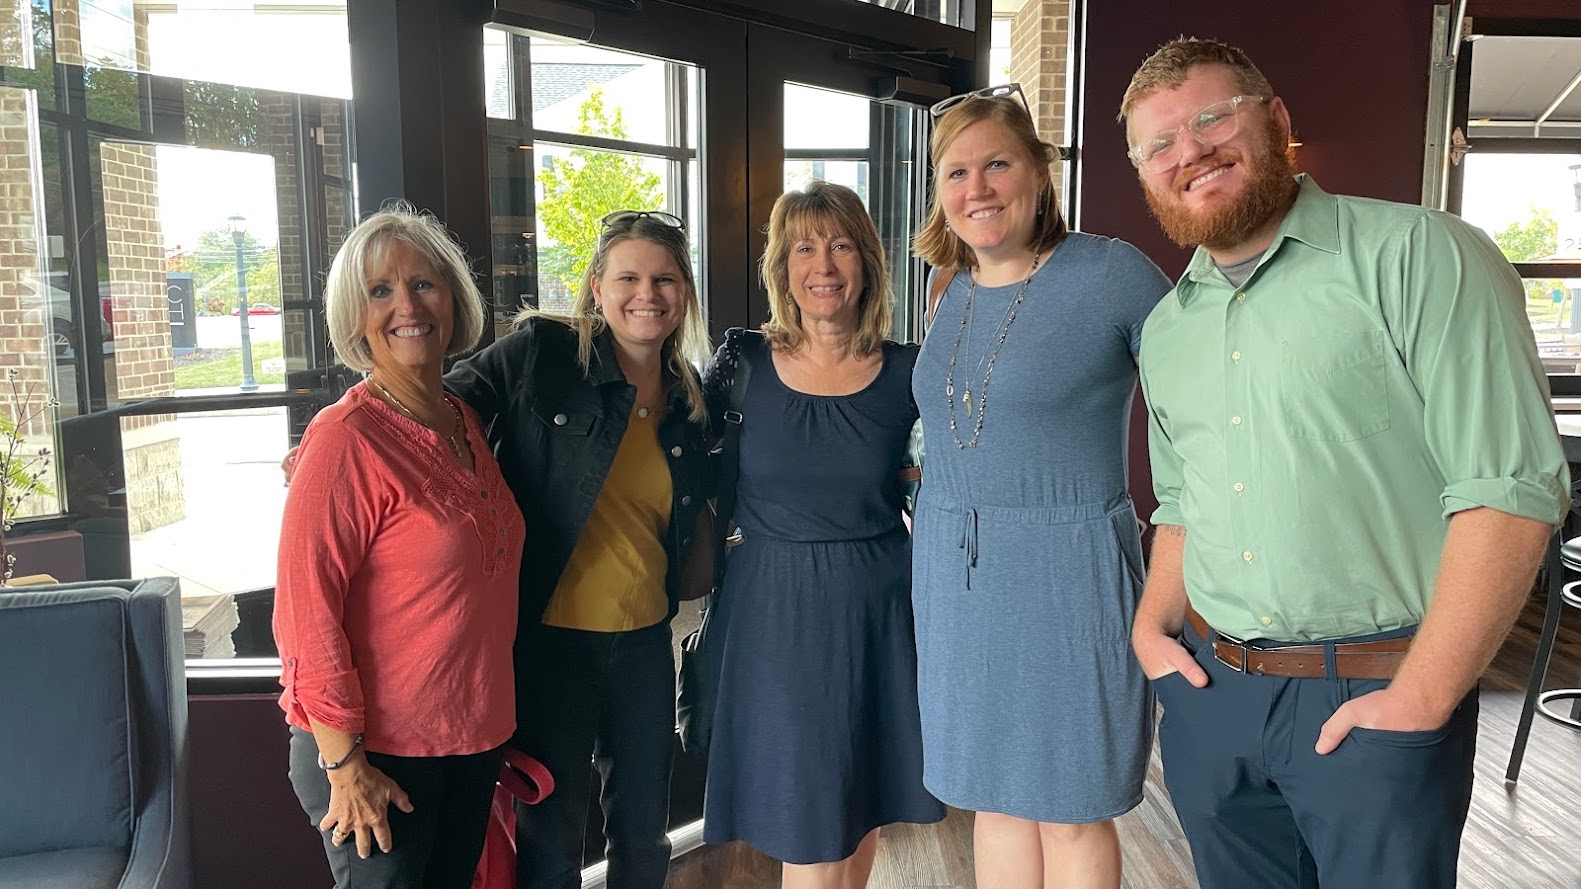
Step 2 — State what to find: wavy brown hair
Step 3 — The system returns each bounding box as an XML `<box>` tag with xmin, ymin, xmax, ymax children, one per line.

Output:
<box><xmin>913</xmin><ymin>97</ymin><xmax>1067</xmax><ymax>270</ymax></box>
<box><xmin>760</xmin><ymin>181</ymin><xmax>892</xmax><ymax>356</ymax></box>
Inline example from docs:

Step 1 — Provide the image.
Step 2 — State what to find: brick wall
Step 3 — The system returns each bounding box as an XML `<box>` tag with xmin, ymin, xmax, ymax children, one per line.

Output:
<box><xmin>1009</xmin><ymin>0</ymin><xmax>1071</xmax><ymax>211</ymax></box>
<box><xmin>50</xmin><ymin>0</ymin><xmax>79</xmax><ymax>67</ymax></box>
<box><xmin>101</xmin><ymin>141</ymin><xmax>184</xmax><ymax>533</ymax></box>
<box><xmin>0</xmin><ymin>88</ymin><xmax>58</xmax><ymax>520</ymax></box>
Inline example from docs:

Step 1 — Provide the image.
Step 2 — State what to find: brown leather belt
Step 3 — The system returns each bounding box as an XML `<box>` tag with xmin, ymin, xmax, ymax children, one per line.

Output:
<box><xmin>1184</xmin><ymin>606</ymin><xmax>1410</xmax><ymax>680</ymax></box>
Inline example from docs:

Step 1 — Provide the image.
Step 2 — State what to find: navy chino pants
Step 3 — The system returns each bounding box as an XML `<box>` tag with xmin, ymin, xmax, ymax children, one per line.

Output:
<box><xmin>1155</xmin><ymin>621</ymin><xmax>1479</xmax><ymax>888</ymax></box>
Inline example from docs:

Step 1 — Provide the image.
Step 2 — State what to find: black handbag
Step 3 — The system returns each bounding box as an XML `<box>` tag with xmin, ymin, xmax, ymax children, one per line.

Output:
<box><xmin>676</xmin><ymin>329</ymin><xmax>758</xmax><ymax>758</ymax></box>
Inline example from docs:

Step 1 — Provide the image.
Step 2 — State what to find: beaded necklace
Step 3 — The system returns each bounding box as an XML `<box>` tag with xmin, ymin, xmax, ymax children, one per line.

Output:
<box><xmin>944</xmin><ymin>252</ymin><xmax>1043</xmax><ymax>449</ymax></box>
<box><xmin>368</xmin><ymin>377</ymin><xmax>466</xmax><ymax>460</ymax></box>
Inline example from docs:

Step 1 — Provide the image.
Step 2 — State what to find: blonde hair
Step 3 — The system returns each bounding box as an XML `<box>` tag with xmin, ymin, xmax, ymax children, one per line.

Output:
<box><xmin>913</xmin><ymin>97</ymin><xmax>1068</xmax><ymax>270</ymax></box>
<box><xmin>326</xmin><ymin>201</ymin><xmax>486</xmax><ymax>374</ymax></box>
<box><xmin>515</xmin><ymin>216</ymin><xmax>708</xmax><ymax>424</ymax></box>
<box><xmin>760</xmin><ymin>181</ymin><xmax>892</xmax><ymax>356</ymax></box>
<box><xmin>1118</xmin><ymin>37</ymin><xmax>1275</xmax><ymax>125</ymax></box>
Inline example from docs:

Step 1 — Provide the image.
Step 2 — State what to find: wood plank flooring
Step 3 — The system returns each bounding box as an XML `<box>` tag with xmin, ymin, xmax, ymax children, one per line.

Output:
<box><xmin>664</xmin><ymin>592</ymin><xmax>1581</xmax><ymax>888</ymax></box>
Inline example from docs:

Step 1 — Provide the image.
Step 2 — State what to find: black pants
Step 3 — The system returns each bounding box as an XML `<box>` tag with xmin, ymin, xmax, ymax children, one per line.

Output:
<box><xmin>513</xmin><ymin>621</ymin><xmax>676</xmax><ymax>889</ymax></box>
<box><xmin>288</xmin><ymin>727</ymin><xmax>505</xmax><ymax>889</ymax></box>
<box><xmin>1155</xmin><ymin>622</ymin><xmax>1479</xmax><ymax>889</ymax></box>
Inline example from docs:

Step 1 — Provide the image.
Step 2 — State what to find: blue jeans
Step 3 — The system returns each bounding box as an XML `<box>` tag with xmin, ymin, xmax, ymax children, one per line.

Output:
<box><xmin>1155</xmin><ymin>621</ymin><xmax>1478</xmax><ymax>888</ymax></box>
<box><xmin>512</xmin><ymin>621</ymin><xmax>675</xmax><ymax>889</ymax></box>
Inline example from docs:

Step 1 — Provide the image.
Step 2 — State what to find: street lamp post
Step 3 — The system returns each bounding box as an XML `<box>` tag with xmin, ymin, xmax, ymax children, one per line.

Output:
<box><xmin>227</xmin><ymin>214</ymin><xmax>258</xmax><ymax>392</ymax></box>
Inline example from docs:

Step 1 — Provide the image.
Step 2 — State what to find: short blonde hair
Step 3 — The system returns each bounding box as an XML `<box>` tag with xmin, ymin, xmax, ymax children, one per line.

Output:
<box><xmin>515</xmin><ymin>214</ymin><xmax>709</xmax><ymax>424</ymax></box>
<box><xmin>913</xmin><ymin>98</ymin><xmax>1067</xmax><ymax>270</ymax></box>
<box><xmin>760</xmin><ymin>181</ymin><xmax>892</xmax><ymax>356</ymax></box>
<box><xmin>1118</xmin><ymin>37</ymin><xmax>1275</xmax><ymax>125</ymax></box>
<box><xmin>326</xmin><ymin>201</ymin><xmax>486</xmax><ymax>374</ymax></box>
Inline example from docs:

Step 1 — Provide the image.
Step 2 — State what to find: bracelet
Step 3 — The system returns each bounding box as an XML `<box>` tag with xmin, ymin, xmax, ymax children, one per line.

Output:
<box><xmin>317</xmin><ymin>734</ymin><xmax>364</xmax><ymax>770</ymax></box>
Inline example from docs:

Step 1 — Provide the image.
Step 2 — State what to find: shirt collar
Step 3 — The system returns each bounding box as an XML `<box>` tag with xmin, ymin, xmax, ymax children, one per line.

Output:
<box><xmin>1176</xmin><ymin>174</ymin><xmax>1341</xmax><ymax>304</ymax></box>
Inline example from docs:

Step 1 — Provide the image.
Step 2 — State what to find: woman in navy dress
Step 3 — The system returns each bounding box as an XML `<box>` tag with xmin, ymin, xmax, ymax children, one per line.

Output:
<box><xmin>700</xmin><ymin>181</ymin><xmax>944</xmax><ymax>888</ymax></box>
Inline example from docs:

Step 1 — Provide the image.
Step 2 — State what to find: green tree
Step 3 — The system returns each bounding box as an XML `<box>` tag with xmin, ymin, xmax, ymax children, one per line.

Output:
<box><xmin>536</xmin><ymin>86</ymin><xmax>664</xmax><ymax>295</ymax></box>
<box><xmin>172</xmin><ymin>227</ymin><xmax>280</xmax><ymax>315</ymax></box>
<box><xmin>1495</xmin><ymin>207</ymin><xmax>1559</xmax><ymax>262</ymax></box>
<box><xmin>1493</xmin><ymin>208</ymin><xmax>1563</xmax><ymax>307</ymax></box>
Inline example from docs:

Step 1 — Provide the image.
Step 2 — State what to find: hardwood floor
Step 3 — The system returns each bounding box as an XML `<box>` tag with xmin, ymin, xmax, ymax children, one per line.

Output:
<box><xmin>664</xmin><ymin>592</ymin><xmax>1581</xmax><ymax>888</ymax></box>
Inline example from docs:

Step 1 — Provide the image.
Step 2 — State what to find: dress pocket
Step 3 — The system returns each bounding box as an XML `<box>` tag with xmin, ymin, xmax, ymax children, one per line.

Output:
<box><xmin>1279</xmin><ymin>329</ymin><xmax>1391</xmax><ymax>442</ymax></box>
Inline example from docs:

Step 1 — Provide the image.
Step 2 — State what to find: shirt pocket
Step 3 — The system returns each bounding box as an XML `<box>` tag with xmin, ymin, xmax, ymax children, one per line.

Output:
<box><xmin>1279</xmin><ymin>329</ymin><xmax>1391</xmax><ymax>442</ymax></box>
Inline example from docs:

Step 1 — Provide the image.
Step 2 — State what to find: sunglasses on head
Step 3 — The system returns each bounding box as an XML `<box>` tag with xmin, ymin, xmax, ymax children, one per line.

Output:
<box><xmin>929</xmin><ymin>83</ymin><xmax>1031</xmax><ymax>119</ymax></box>
<box><xmin>599</xmin><ymin>210</ymin><xmax>685</xmax><ymax>230</ymax></box>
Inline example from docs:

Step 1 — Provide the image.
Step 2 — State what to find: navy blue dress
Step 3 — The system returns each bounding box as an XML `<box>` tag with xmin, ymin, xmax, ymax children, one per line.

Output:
<box><xmin>700</xmin><ymin>333</ymin><xmax>944</xmax><ymax>864</ymax></box>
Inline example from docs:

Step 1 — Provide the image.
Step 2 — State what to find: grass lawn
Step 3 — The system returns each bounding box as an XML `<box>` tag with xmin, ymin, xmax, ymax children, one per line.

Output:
<box><xmin>173</xmin><ymin>340</ymin><xmax>286</xmax><ymax>390</ymax></box>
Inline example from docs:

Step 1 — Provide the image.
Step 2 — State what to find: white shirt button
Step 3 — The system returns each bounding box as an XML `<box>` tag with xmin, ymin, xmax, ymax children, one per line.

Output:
<box><xmin>553</xmin><ymin>413</ymin><xmax>568</xmax><ymax>426</ymax></box>
<box><xmin>1233</xmin><ymin>482</ymin><xmax>1245</xmax><ymax>492</ymax></box>
<box><xmin>1231</xmin><ymin>416</ymin><xmax>1243</xmax><ymax>426</ymax></box>
<box><xmin>1231</xmin><ymin>350</ymin><xmax>1242</xmax><ymax>362</ymax></box>
<box><xmin>1261</xmin><ymin>616</ymin><xmax>1273</xmax><ymax>627</ymax></box>
<box><xmin>1235</xmin><ymin>292</ymin><xmax>1246</xmax><ymax>302</ymax></box>
<box><xmin>1242</xmin><ymin>550</ymin><xmax>1255</xmax><ymax>562</ymax></box>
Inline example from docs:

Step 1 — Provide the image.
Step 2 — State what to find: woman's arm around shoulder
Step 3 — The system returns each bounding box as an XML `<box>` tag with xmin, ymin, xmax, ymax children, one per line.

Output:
<box><xmin>444</xmin><ymin>315</ymin><xmax>556</xmax><ymax>425</ymax></box>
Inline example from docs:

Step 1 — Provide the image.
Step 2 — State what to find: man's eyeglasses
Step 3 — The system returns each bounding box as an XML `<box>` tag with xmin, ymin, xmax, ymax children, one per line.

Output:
<box><xmin>929</xmin><ymin>83</ymin><xmax>1030</xmax><ymax>119</ymax></box>
<box><xmin>1127</xmin><ymin>95</ymin><xmax>1268</xmax><ymax>173</ymax></box>
<box><xmin>599</xmin><ymin>210</ymin><xmax>685</xmax><ymax>230</ymax></box>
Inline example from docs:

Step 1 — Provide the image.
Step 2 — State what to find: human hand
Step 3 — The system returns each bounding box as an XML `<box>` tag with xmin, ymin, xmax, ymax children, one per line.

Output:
<box><xmin>1315</xmin><ymin>686</ymin><xmax>1451</xmax><ymax>755</ymax></box>
<box><xmin>282</xmin><ymin>446</ymin><xmax>301</xmax><ymax>486</ymax></box>
<box><xmin>319</xmin><ymin>757</ymin><xmax>415</xmax><ymax>859</ymax></box>
<box><xmin>1132</xmin><ymin>624</ymin><xmax>1208</xmax><ymax>687</ymax></box>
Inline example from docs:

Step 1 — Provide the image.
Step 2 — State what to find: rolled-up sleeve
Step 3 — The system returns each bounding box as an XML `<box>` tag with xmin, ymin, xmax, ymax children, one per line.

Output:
<box><xmin>1389</xmin><ymin>213</ymin><xmax>1570</xmax><ymax>525</ymax></box>
<box><xmin>273</xmin><ymin>418</ymin><xmax>383</xmax><ymax>733</ymax></box>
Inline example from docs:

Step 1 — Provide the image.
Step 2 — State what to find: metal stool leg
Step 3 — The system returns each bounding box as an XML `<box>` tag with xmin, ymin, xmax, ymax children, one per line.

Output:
<box><xmin>1508</xmin><ymin>532</ymin><xmax>1565</xmax><ymax>785</ymax></box>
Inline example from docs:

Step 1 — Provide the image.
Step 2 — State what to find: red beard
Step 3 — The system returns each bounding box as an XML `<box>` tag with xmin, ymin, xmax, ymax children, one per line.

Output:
<box><xmin>1143</xmin><ymin>118</ymin><xmax>1297</xmax><ymax>253</ymax></box>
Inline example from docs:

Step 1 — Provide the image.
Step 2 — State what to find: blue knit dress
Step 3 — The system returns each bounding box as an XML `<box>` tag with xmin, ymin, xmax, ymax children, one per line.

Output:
<box><xmin>910</xmin><ymin>233</ymin><xmax>1172</xmax><ymax>822</ymax></box>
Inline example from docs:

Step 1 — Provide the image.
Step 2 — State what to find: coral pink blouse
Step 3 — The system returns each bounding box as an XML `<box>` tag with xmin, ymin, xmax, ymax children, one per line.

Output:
<box><xmin>274</xmin><ymin>384</ymin><xmax>523</xmax><ymax>756</ymax></box>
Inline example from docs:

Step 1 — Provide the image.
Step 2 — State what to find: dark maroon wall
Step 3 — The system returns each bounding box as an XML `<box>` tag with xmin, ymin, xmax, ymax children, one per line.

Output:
<box><xmin>189</xmin><ymin>695</ymin><xmax>330</xmax><ymax>889</ymax></box>
<box><xmin>1077</xmin><ymin>0</ymin><xmax>1441</xmax><ymax>526</ymax></box>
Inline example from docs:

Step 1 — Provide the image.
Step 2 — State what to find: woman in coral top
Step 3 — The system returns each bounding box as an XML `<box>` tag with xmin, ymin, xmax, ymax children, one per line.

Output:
<box><xmin>274</xmin><ymin>203</ymin><xmax>524</xmax><ymax>889</ymax></box>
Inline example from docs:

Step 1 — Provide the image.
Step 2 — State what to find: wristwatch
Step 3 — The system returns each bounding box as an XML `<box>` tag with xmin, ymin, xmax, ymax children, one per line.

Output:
<box><xmin>317</xmin><ymin>733</ymin><xmax>365</xmax><ymax>770</ymax></box>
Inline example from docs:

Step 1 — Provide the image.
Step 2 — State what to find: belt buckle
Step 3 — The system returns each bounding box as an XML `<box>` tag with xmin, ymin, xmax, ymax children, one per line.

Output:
<box><xmin>1214</xmin><ymin>628</ymin><xmax>1250</xmax><ymax>673</ymax></box>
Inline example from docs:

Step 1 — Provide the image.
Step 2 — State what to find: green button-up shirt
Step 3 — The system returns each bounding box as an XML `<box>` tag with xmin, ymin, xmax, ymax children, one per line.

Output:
<box><xmin>1138</xmin><ymin>175</ymin><xmax>1570</xmax><ymax>642</ymax></box>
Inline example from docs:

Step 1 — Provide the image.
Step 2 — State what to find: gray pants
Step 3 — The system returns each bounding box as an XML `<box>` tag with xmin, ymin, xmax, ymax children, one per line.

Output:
<box><xmin>288</xmin><ymin>727</ymin><xmax>504</xmax><ymax>889</ymax></box>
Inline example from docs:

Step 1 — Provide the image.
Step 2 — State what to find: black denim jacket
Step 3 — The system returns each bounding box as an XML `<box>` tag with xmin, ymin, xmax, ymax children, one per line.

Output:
<box><xmin>446</xmin><ymin>316</ymin><xmax>713</xmax><ymax>636</ymax></box>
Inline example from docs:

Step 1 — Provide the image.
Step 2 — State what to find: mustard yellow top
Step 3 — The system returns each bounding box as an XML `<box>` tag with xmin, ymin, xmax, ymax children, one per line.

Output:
<box><xmin>542</xmin><ymin>408</ymin><xmax>672</xmax><ymax>631</ymax></box>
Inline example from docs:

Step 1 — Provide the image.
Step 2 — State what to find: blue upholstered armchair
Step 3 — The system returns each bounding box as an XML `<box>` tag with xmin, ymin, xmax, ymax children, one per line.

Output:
<box><xmin>0</xmin><ymin>578</ymin><xmax>192</xmax><ymax>889</ymax></box>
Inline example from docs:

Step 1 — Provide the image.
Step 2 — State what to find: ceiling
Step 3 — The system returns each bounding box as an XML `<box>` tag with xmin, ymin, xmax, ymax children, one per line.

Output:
<box><xmin>1469</xmin><ymin>35</ymin><xmax>1581</xmax><ymax>138</ymax></box>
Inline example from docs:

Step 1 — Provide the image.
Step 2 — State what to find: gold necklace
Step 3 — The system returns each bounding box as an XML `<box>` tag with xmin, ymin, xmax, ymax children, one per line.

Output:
<box><xmin>368</xmin><ymin>377</ymin><xmax>466</xmax><ymax>460</ymax></box>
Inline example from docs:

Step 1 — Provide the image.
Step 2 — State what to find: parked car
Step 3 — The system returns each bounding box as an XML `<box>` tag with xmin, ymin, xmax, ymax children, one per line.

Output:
<box><xmin>230</xmin><ymin>303</ymin><xmax>280</xmax><ymax>316</ymax></box>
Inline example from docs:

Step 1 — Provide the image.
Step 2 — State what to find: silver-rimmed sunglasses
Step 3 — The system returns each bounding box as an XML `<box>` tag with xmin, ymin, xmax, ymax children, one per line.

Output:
<box><xmin>929</xmin><ymin>83</ymin><xmax>1030</xmax><ymax>119</ymax></box>
<box><xmin>599</xmin><ymin>210</ymin><xmax>685</xmax><ymax>230</ymax></box>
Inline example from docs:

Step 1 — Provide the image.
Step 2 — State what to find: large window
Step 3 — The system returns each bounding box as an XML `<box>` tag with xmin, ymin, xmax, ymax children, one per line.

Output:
<box><xmin>1460</xmin><ymin>153</ymin><xmax>1581</xmax><ymax>375</ymax></box>
<box><xmin>0</xmin><ymin>0</ymin><xmax>355</xmax><ymax>662</ymax></box>
<box><xmin>484</xmin><ymin>30</ymin><xmax>702</xmax><ymax>323</ymax></box>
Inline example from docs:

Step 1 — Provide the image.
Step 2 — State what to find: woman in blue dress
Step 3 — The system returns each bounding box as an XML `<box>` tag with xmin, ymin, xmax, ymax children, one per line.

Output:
<box><xmin>700</xmin><ymin>181</ymin><xmax>944</xmax><ymax>888</ymax></box>
<box><xmin>909</xmin><ymin>88</ymin><xmax>1172</xmax><ymax>888</ymax></box>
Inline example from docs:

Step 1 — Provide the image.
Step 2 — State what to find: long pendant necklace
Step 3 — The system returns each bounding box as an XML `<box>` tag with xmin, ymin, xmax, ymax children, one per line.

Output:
<box><xmin>368</xmin><ymin>377</ymin><xmax>466</xmax><ymax>460</ymax></box>
<box><xmin>944</xmin><ymin>252</ymin><xmax>1043</xmax><ymax>449</ymax></box>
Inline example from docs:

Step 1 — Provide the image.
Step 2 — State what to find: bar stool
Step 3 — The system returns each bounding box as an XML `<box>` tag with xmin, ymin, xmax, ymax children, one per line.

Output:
<box><xmin>1506</xmin><ymin>532</ymin><xmax>1581</xmax><ymax>784</ymax></box>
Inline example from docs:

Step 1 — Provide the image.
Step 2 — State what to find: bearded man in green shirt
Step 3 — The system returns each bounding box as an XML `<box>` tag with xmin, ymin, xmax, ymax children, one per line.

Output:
<box><xmin>1122</xmin><ymin>37</ymin><xmax>1570</xmax><ymax>889</ymax></box>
